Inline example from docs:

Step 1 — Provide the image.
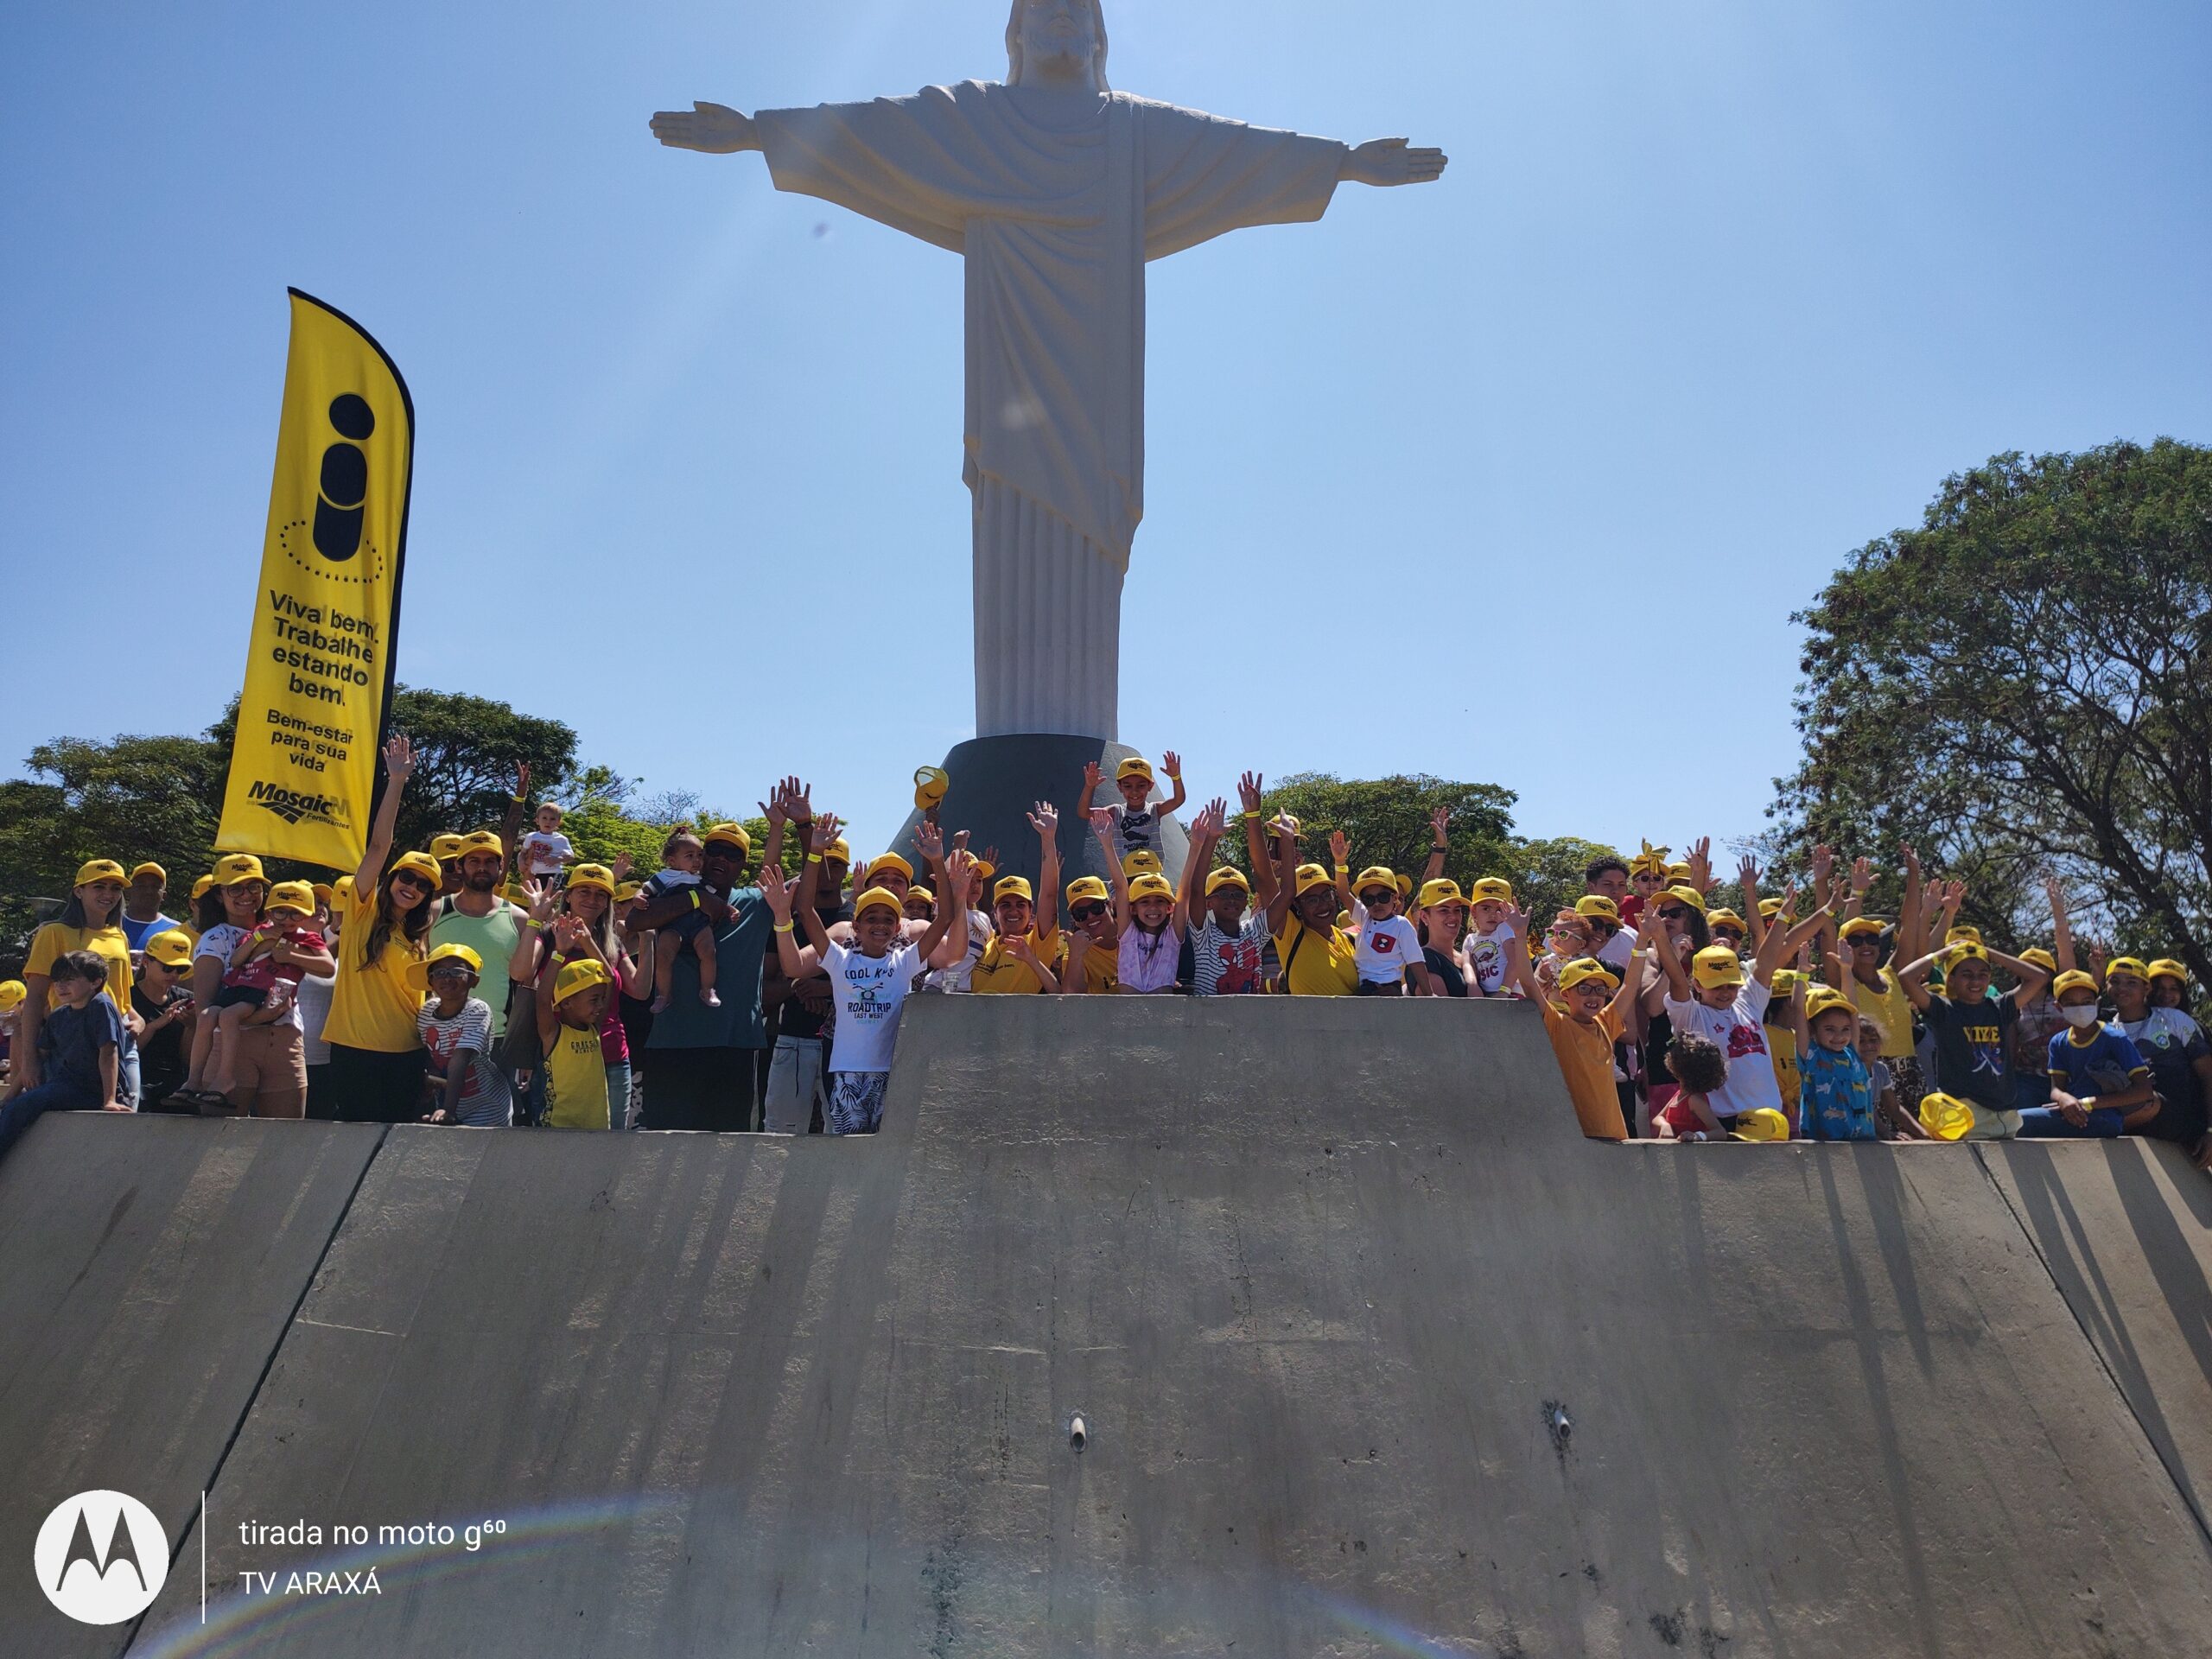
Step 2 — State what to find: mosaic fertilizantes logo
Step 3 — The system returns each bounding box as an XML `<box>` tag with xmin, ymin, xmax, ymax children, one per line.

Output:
<box><xmin>35</xmin><ymin>1490</ymin><xmax>168</xmax><ymax>1624</ymax></box>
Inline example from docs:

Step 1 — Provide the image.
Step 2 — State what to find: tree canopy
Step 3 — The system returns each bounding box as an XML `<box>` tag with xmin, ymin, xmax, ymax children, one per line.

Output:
<box><xmin>1770</xmin><ymin>439</ymin><xmax>2211</xmax><ymax>982</ymax></box>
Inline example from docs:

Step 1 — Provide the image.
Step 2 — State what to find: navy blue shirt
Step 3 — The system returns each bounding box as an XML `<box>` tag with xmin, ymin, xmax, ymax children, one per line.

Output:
<box><xmin>39</xmin><ymin>996</ymin><xmax>127</xmax><ymax>1103</ymax></box>
<box><xmin>2046</xmin><ymin>1025</ymin><xmax>2147</xmax><ymax>1098</ymax></box>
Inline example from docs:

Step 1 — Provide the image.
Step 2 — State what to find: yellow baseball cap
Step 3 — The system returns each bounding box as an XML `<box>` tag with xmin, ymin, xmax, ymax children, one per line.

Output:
<box><xmin>1758</xmin><ymin>897</ymin><xmax>1788</xmax><ymax>920</ymax></box>
<box><xmin>266</xmin><ymin>880</ymin><xmax>315</xmax><ymax>914</ymax></box>
<box><xmin>129</xmin><ymin>862</ymin><xmax>167</xmax><ymax>884</ymax></box>
<box><xmin>907</xmin><ymin>884</ymin><xmax>935</xmax><ymax>905</ymax></box>
<box><xmin>552</xmin><ymin>957</ymin><xmax>611</xmax><ymax>1006</ymax></box>
<box><xmin>1839</xmin><ymin>917</ymin><xmax>1885</xmax><ymax>941</ymax></box>
<box><xmin>429</xmin><ymin>834</ymin><xmax>464</xmax><ymax>861</ymax></box>
<box><xmin>143</xmin><ymin>929</ymin><xmax>195</xmax><ymax>969</ymax></box>
<box><xmin>824</xmin><ymin>838</ymin><xmax>852</xmax><ymax>868</ymax></box>
<box><xmin>1468</xmin><ymin>877</ymin><xmax>1515</xmax><ymax>906</ymax></box>
<box><xmin>333</xmin><ymin>875</ymin><xmax>355</xmax><ymax>905</ymax></box>
<box><xmin>1115</xmin><ymin>756</ymin><xmax>1154</xmax><ymax>783</ymax></box>
<box><xmin>1206</xmin><ymin>866</ymin><xmax>1251</xmax><ymax>896</ymax></box>
<box><xmin>2147</xmin><ymin>958</ymin><xmax>2190</xmax><ymax>985</ymax></box>
<box><xmin>73</xmin><ymin>859</ymin><xmax>129</xmax><ymax>887</ymax></box>
<box><xmin>1805</xmin><ymin>986</ymin><xmax>1854</xmax><ymax>1021</ymax></box>
<box><xmin>192</xmin><ymin>874</ymin><xmax>216</xmax><ymax>900</ymax></box>
<box><xmin>1573</xmin><ymin>894</ymin><xmax>1620</xmax><ymax>924</ymax></box>
<box><xmin>1121</xmin><ymin>849</ymin><xmax>1164</xmax><ymax>878</ymax></box>
<box><xmin>1418</xmin><ymin>880</ymin><xmax>1470</xmax><ymax>910</ymax></box>
<box><xmin>0</xmin><ymin>980</ymin><xmax>25</xmax><ymax>1014</ymax></box>
<box><xmin>1770</xmin><ymin>969</ymin><xmax>1803</xmax><ymax>998</ymax></box>
<box><xmin>2018</xmin><ymin>947</ymin><xmax>2058</xmax><ymax>974</ymax></box>
<box><xmin>703</xmin><ymin>823</ymin><xmax>753</xmax><ymax>856</ymax></box>
<box><xmin>311</xmin><ymin>882</ymin><xmax>334</xmax><ymax>908</ymax></box>
<box><xmin>566</xmin><ymin>863</ymin><xmax>616</xmax><ymax>896</ymax></box>
<box><xmin>2051</xmin><ymin>969</ymin><xmax>2099</xmax><ymax>999</ymax></box>
<box><xmin>456</xmin><ymin>830</ymin><xmax>504</xmax><ymax>859</ymax></box>
<box><xmin>1294</xmin><ymin>863</ymin><xmax>1335</xmax><ymax>898</ymax></box>
<box><xmin>1706</xmin><ymin>908</ymin><xmax>1745</xmax><ymax>933</ymax></box>
<box><xmin>993</xmin><ymin>875</ymin><xmax>1034</xmax><ymax>905</ymax></box>
<box><xmin>1065</xmin><ymin>876</ymin><xmax>1110</xmax><ymax>906</ymax></box>
<box><xmin>1946</xmin><ymin>925</ymin><xmax>1982</xmax><ymax>945</ymax></box>
<box><xmin>1128</xmin><ymin>874</ymin><xmax>1174</xmax><ymax>903</ymax></box>
<box><xmin>853</xmin><ymin>886</ymin><xmax>904</xmax><ymax>921</ymax></box>
<box><xmin>1946</xmin><ymin>940</ymin><xmax>1990</xmax><ymax>968</ymax></box>
<box><xmin>1691</xmin><ymin>945</ymin><xmax>1745</xmax><ymax>989</ymax></box>
<box><xmin>1557</xmin><ymin>958</ymin><xmax>1620</xmax><ymax>994</ymax></box>
<box><xmin>1659</xmin><ymin>886</ymin><xmax>1707</xmax><ymax>916</ymax></box>
<box><xmin>213</xmin><ymin>853</ymin><xmax>266</xmax><ymax>887</ymax></box>
<box><xmin>386</xmin><ymin>850</ymin><xmax>442</xmax><ymax>888</ymax></box>
<box><xmin>1919</xmin><ymin>1092</ymin><xmax>1974</xmax><ymax>1141</ymax></box>
<box><xmin>868</xmin><ymin>853</ymin><xmax>913</xmax><ymax>884</ymax></box>
<box><xmin>1352</xmin><ymin>866</ymin><xmax>1397</xmax><ymax>897</ymax></box>
<box><xmin>971</xmin><ymin>858</ymin><xmax>996</xmax><ymax>884</ymax></box>
<box><xmin>1665</xmin><ymin>862</ymin><xmax>1693</xmax><ymax>882</ymax></box>
<box><xmin>2104</xmin><ymin>956</ymin><xmax>2151</xmax><ymax>983</ymax></box>
<box><xmin>408</xmin><ymin>941</ymin><xmax>484</xmax><ymax>990</ymax></box>
<box><xmin>614</xmin><ymin>881</ymin><xmax>643</xmax><ymax>903</ymax></box>
<box><xmin>1731</xmin><ymin>1109</ymin><xmax>1791</xmax><ymax>1143</ymax></box>
<box><xmin>913</xmin><ymin>766</ymin><xmax>949</xmax><ymax>810</ymax></box>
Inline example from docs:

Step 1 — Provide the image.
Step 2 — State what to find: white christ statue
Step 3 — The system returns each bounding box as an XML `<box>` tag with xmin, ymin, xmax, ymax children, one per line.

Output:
<box><xmin>654</xmin><ymin>0</ymin><xmax>1444</xmax><ymax>741</ymax></box>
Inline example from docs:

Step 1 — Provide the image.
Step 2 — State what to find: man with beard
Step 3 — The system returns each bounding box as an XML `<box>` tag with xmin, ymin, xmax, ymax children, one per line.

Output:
<box><xmin>429</xmin><ymin>830</ymin><xmax>527</xmax><ymax>1047</ymax></box>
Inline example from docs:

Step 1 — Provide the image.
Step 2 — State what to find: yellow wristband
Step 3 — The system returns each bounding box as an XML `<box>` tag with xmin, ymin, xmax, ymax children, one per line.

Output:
<box><xmin>773</xmin><ymin>921</ymin><xmax>795</xmax><ymax>934</ymax></box>
<box><xmin>1242</xmin><ymin>810</ymin><xmax>1260</xmax><ymax>821</ymax></box>
<box><xmin>806</xmin><ymin>853</ymin><xmax>823</xmax><ymax>864</ymax></box>
<box><xmin>1333</xmin><ymin>863</ymin><xmax>1349</xmax><ymax>874</ymax></box>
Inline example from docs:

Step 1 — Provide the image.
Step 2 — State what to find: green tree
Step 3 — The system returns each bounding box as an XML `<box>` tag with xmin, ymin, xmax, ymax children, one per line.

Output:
<box><xmin>1227</xmin><ymin>773</ymin><xmax>1518</xmax><ymax>888</ymax></box>
<box><xmin>1503</xmin><ymin>836</ymin><xmax>1624</xmax><ymax>930</ymax></box>
<box><xmin>1770</xmin><ymin>440</ymin><xmax>2212</xmax><ymax>982</ymax></box>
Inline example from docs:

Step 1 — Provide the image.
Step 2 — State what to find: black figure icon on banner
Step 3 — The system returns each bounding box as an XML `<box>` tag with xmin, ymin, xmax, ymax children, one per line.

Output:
<box><xmin>313</xmin><ymin>393</ymin><xmax>376</xmax><ymax>563</ymax></box>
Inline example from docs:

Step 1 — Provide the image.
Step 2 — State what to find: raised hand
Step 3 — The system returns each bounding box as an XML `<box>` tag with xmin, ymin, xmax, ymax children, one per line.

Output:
<box><xmin>1329</xmin><ymin>829</ymin><xmax>1350</xmax><ymax>868</ymax></box>
<box><xmin>942</xmin><ymin>849</ymin><xmax>976</xmax><ymax>893</ymax></box>
<box><xmin>1082</xmin><ymin>761</ymin><xmax>1103</xmax><ymax>804</ymax></box>
<box><xmin>1342</xmin><ymin>137</ymin><xmax>1448</xmax><ymax>188</ymax></box>
<box><xmin>912</xmin><ymin>821</ymin><xmax>945</xmax><ymax>865</ymax></box>
<box><xmin>1429</xmin><ymin>804</ymin><xmax>1451</xmax><ymax>842</ymax></box>
<box><xmin>515</xmin><ymin>760</ymin><xmax>530</xmax><ymax>797</ymax></box>
<box><xmin>1161</xmin><ymin>750</ymin><xmax>1182</xmax><ymax>779</ymax></box>
<box><xmin>1089</xmin><ymin>806</ymin><xmax>1116</xmax><ymax>838</ymax></box>
<box><xmin>1901</xmin><ymin>842</ymin><xmax>1923</xmax><ymax>880</ymax></box>
<box><xmin>1193</xmin><ymin>798</ymin><xmax>1229</xmax><ymax>842</ymax></box>
<box><xmin>523</xmin><ymin>879</ymin><xmax>557</xmax><ymax>925</ymax></box>
<box><xmin>759</xmin><ymin>861</ymin><xmax>792</xmax><ymax>917</ymax></box>
<box><xmin>650</xmin><ymin>101</ymin><xmax>760</xmax><ymax>154</ymax></box>
<box><xmin>611</xmin><ymin>853</ymin><xmax>633</xmax><ymax>881</ymax></box>
<box><xmin>384</xmin><ymin>732</ymin><xmax>415</xmax><ymax>779</ymax></box>
<box><xmin>1809</xmin><ymin>844</ymin><xmax>1834</xmax><ymax>893</ymax></box>
<box><xmin>1737</xmin><ymin>855</ymin><xmax>1760</xmax><ymax>895</ymax></box>
<box><xmin>1850</xmin><ymin>855</ymin><xmax>1874</xmax><ymax>895</ymax></box>
<box><xmin>1237</xmin><ymin>771</ymin><xmax>1264</xmax><ymax>815</ymax></box>
<box><xmin>810</xmin><ymin>813</ymin><xmax>842</xmax><ymax>856</ymax></box>
<box><xmin>783</xmin><ymin>778</ymin><xmax>813</xmax><ymax>825</ymax></box>
<box><xmin>1027</xmin><ymin>802</ymin><xmax>1058</xmax><ymax>841</ymax></box>
<box><xmin>1688</xmin><ymin>837</ymin><xmax>1713</xmax><ymax>892</ymax></box>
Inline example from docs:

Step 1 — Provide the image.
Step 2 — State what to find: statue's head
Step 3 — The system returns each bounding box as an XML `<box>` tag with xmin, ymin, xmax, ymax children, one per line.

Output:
<box><xmin>1006</xmin><ymin>0</ymin><xmax>1109</xmax><ymax>92</ymax></box>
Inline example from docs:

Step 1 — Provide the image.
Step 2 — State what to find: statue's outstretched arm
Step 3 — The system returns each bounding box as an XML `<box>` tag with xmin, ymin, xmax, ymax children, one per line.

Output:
<box><xmin>652</xmin><ymin>101</ymin><xmax>761</xmax><ymax>155</ymax></box>
<box><xmin>1340</xmin><ymin>137</ymin><xmax>1447</xmax><ymax>188</ymax></box>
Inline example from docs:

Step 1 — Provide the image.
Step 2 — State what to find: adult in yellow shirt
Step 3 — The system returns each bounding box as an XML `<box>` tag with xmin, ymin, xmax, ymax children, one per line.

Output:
<box><xmin>972</xmin><ymin>804</ymin><xmax>1065</xmax><ymax>995</ymax></box>
<box><xmin>324</xmin><ymin>735</ymin><xmax>437</xmax><ymax>1122</ymax></box>
<box><xmin>1260</xmin><ymin>819</ymin><xmax>1358</xmax><ymax>996</ymax></box>
<box><xmin>11</xmin><ymin>859</ymin><xmax>137</xmax><ymax>1102</ymax></box>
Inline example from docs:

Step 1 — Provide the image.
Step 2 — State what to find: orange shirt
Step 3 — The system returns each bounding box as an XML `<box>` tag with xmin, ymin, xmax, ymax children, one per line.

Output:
<box><xmin>1539</xmin><ymin>1001</ymin><xmax>1630</xmax><ymax>1141</ymax></box>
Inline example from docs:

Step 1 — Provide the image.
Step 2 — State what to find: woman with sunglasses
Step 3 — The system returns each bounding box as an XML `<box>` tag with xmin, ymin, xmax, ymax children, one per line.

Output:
<box><xmin>324</xmin><ymin>735</ymin><xmax>438</xmax><ymax>1122</ymax></box>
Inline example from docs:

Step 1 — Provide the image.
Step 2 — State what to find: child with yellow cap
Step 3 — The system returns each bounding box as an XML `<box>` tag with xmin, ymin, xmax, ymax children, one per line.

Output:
<box><xmin>1081</xmin><ymin>751</ymin><xmax>1186</xmax><ymax>867</ymax></box>
<box><xmin>2017</xmin><ymin>969</ymin><xmax>2151</xmax><ymax>1138</ymax></box>
<box><xmin>761</xmin><ymin>833</ymin><xmax>971</xmax><ymax>1134</ymax></box>
<box><xmin>535</xmin><ymin>957</ymin><xmax>616</xmax><ymax>1129</ymax></box>
<box><xmin>205</xmin><ymin>880</ymin><xmax>327</xmax><ymax>1100</ymax></box>
<box><xmin>1505</xmin><ymin>902</ymin><xmax>1643</xmax><ymax>1141</ymax></box>
<box><xmin>2102</xmin><ymin>957</ymin><xmax>2209</xmax><ymax>1144</ymax></box>
<box><xmin>1897</xmin><ymin>925</ymin><xmax>2052</xmax><ymax>1139</ymax></box>
<box><xmin>1793</xmin><ymin>983</ymin><xmax>1880</xmax><ymax>1141</ymax></box>
<box><xmin>1330</xmin><ymin>830</ymin><xmax>1433</xmax><ymax>997</ymax></box>
<box><xmin>1462</xmin><ymin>876</ymin><xmax>1521</xmax><ymax>997</ymax></box>
<box><xmin>414</xmin><ymin>943</ymin><xmax>513</xmax><ymax>1126</ymax></box>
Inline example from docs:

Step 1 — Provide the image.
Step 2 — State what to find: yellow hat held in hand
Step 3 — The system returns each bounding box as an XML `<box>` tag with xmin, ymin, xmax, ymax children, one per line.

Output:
<box><xmin>266</xmin><ymin>880</ymin><xmax>316</xmax><ymax>915</ymax></box>
<box><xmin>1919</xmin><ymin>1092</ymin><xmax>1975</xmax><ymax>1141</ymax></box>
<box><xmin>143</xmin><ymin>930</ymin><xmax>195</xmax><ymax>969</ymax></box>
<box><xmin>0</xmin><ymin>980</ymin><xmax>25</xmax><ymax>1014</ymax></box>
<box><xmin>553</xmin><ymin>957</ymin><xmax>611</xmax><ymax>1007</ymax></box>
<box><xmin>408</xmin><ymin>941</ymin><xmax>485</xmax><ymax>991</ymax></box>
<box><xmin>1730</xmin><ymin>1109</ymin><xmax>1791</xmax><ymax>1143</ymax></box>
<box><xmin>1128</xmin><ymin>874</ymin><xmax>1174</xmax><ymax>903</ymax></box>
<box><xmin>912</xmin><ymin>766</ymin><xmax>949</xmax><ymax>810</ymax></box>
<box><xmin>1691</xmin><ymin>945</ymin><xmax>1745</xmax><ymax>990</ymax></box>
<box><xmin>73</xmin><ymin>859</ymin><xmax>129</xmax><ymax>888</ymax></box>
<box><xmin>213</xmin><ymin>853</ymin><xmax>266</xmax><ymax>887</ymax></box>
<box><xmin>1557</xmin><ymin>958</ymin><xmax>1620</xmax><ymax>995</ymax></box>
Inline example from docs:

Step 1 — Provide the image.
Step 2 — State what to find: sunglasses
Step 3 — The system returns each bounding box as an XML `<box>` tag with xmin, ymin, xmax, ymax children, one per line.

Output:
<box><xmin>1070</xmin><ymin>902</ymin><xmax>1107</xmax><ymax>922</ymax></box>
<box><xmin>390</xmin><ymin>873</ymin><xmax>433</xmax><ymax>892</ymax></box>
<box><xmin>1656</xmin><ymin>906</ymin><xmax>1690</xmax><ymax>920</ymax></box>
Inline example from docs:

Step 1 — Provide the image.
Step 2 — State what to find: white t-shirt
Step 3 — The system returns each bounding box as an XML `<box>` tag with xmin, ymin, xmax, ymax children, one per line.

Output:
<box><xmin>194</xmin><ymin>924</ymin><xmax>305</xmax><ymax>1032</ymax></box>
<box><xmin>820</xmin><ymin>941</ymin><xmax>926</xmax><ymax>1073</ymax></box>
<box><xmin>1664</xmin><ymin>979</ymin><xmax>1782</xmax><ymax>1121</ymax></box>
<box><xmin>1351</xmin><ymin>900</ymin><xmax>1421</xmax><ymax>985</ymax></box>
<box><xmin>921</xmin><ymin>911</ymin><xmax>994</xmax><ymax>994</ymax></box>
<box><xmin>1192</xmin><ymin>912</ymin><xmax>1270</xmax><ymax>996</ymax></box>
<box><xmin>1595</xmin><ymin>929</ymin><xmax>1637</xmax><ymax>971</ymax></box>
<box><xmin>296</xmin><ymin>969</ymin><xmax>334</xmax><ymax>1065</ymax></box>
<box><xmin>651</xmin><ymin>867</ymin><xmax>702</xmax><ymax>893</ymax></box>
<box><xmin>521</xmin><ymin>830</ymin><xmax>575</xmax><ymax>875</ymax></box>
<box><xmin>1465</xmin><ymin>924</ymin><xmax>1517</xmax><ymax>997</ymax></box>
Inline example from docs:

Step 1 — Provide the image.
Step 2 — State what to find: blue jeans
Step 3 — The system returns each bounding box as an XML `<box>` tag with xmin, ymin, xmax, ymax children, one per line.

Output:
<box><xmin>0</xmin><ymin>1079</ymin><xmax>101</xmax><ymax>1162</ymax></box>
<box><xmin>2017</xmin><ymin>1105</ymin><xmax>2125</xmax><ymax>1139</ymax></box>
<box><xmin>606</xmin><ymin>1061</ymin><xmax>633</xmax><ymax>1129</ymax></box>
<box><xmin>2013</xmin><ymin>1071</ymin><xmax>2050</xmax><ymax>1111</ymax></box>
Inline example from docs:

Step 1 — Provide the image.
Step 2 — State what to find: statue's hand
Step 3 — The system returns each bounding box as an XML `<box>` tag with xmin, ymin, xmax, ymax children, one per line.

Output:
<box><xmin>651</xmin><ymin>101</ymin><xmax>760</xmax><ymax>155</ymax></box>
<box><xmin>1343</xmin><ymin>137</ymin><xmax>1447</xmax><ymax>188</ymax></box>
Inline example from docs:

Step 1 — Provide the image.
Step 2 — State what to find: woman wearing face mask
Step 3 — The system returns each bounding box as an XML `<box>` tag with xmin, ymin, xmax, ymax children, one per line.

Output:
<box><xmin>324</xmin><ymin>736</ymin><xmax>438</xmax><ymax>1123</ymax></box>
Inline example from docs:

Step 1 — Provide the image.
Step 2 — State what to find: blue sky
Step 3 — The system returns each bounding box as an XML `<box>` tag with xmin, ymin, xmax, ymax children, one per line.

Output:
<box><xmin>3</xmin><ymin>1</ymin><xmax>2207</xmax><ymax>861</ymax></box>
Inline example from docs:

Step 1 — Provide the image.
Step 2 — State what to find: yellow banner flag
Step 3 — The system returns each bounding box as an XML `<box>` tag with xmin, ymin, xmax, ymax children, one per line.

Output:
<box><xmin>216</xmin><ymin>289</ymin><xmax>414</xmax><ymax>870</ymax></box>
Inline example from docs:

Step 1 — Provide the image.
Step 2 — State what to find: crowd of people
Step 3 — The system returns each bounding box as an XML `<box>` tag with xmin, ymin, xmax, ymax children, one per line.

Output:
<box><xmin>3</xmin><ymin>734</ymin><xmax>2208</xmax><ymax>1170</ymax></box>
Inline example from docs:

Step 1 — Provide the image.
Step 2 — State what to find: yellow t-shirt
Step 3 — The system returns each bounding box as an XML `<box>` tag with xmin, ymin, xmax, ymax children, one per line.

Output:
<box><xmin>543</xmin><ymin>1020</ymin><xmax>611</xmax><ymax>1129</ymax></box>
<box><xmin>1274</xmin><ymin>918</ymin><xmax>1359</xmax><ymax>996</ymax></box>
<box><xmin>971</xmin><ymin>925</ymin><xmax>1063</xmax><ymax>995</ymax></box>
<box><xmin>25</xmin><ymin>922</ymin><xmax>134</xmax><ymax>1014</ymax></box>
<box><xmin>1849</xmin><ymin>969</ymin><xmax>1915</xmax><ymax>1059</ymax></box>
<box><xmin>1075</xmin><ymin>935</ymin><xmax>1120</xmax><ymax>995</ymax></box>
<box><xmin>321</xmin><ymin>884</ymin><xmax>426</xmax><ymax>1052</ymax></box>
<box><xmin>1767</xmin><ymin>1025</ymin><xmax>1802</xmax><ymax>1115</ymax></box>
<box><xmin>1539</xmin><ymin>1001</ymin><xmax>1630</xmax><ymax>1141</ymax></box>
